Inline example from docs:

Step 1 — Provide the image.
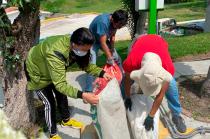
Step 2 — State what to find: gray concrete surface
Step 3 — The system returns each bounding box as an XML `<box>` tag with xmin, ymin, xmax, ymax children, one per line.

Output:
<box><xmin>174</xmin><ymin>60</ymin><xmax>210</xmax><ymax>78</ymax></box>
<box><xmin>6</xmin><ymin>10</ymin><xmax>131</xmax><ymax>40</ymax></box>
<box><xmin>40</xmin><ymin>13</ymin><xmax>131</xmax><ymax>41</ymax></box>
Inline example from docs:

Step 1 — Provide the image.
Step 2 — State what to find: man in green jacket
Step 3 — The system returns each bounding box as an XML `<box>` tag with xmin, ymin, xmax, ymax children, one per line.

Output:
<box><xmin>25</xmin><ymin>28</ymin><xmax>111</xmax><ymax>139</ymax></box>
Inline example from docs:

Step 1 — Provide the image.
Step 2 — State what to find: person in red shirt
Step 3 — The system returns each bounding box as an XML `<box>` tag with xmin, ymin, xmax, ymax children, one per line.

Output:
<box><xmin>123</xmin><ymin>34</ymin><xmax>186</xmax><ymax>133</ymax></box>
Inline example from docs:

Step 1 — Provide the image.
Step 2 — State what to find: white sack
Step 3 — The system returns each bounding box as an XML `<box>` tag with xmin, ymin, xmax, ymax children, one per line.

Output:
<box><xmin>127</xmin><ymin>94</ymin><xmax>159</xmax><ymax>139</ymax></box>
<box><xmin>97</xmin><ymin>78</ymin><xmax>130</xmax><ymax>139</ymax></box>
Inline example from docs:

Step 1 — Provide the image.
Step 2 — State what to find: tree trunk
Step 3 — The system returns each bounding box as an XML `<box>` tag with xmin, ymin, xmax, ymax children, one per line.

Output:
<box><xmin>204</xmin><ymin>0</ymin><xmax>210</xmax><ymax>32</ymax></box>
<box><xmin>135</xmin><ymin>11</ymin><xmax>147</xmax><ymax>35</ymax></box>
<box><xmin>127</xmin><ymin>11</ymin><xmax>147</xmax><ymax>53</ymax></box>
<box><xmin>201</xmin><ymin>1</ymin><xmax>210</xmax><ymax>97</ymax></box>
<box><xmin>200</xmin><ymin>66</ymin><xmax>210</xmax><ymax>98</ymax></box>
<box><xmin>1</xmin><ymin>1</ymin><xmax>40</xmax><ymax>136</ymax></box>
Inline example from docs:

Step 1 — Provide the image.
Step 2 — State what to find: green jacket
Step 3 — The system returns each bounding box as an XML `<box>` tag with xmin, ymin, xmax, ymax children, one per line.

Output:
<box><xmin>26</xmin><ymin>35</ymin><xmax>103</xmax><ymax>98</ymax></box>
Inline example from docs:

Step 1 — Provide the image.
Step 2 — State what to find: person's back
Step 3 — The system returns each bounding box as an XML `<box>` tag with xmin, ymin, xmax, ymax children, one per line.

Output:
<box><xmin>26</xmin><ymin>35</ymin><xmax>70</xmax><ymax>90</ymax></box>
<box><xmin>89</xmin><ymin>13</ymin><xmax>111</xmax><ymax>43</ymax></box>
<box><xmin>123</xmin><ymin>34</ymin><xmax>175</xmax><ymax>76</ymax></box>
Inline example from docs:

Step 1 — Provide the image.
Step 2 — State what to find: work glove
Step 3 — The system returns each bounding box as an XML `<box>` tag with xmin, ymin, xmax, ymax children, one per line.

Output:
<box><xmin>124</xmin><ymin>97</ymin><xmax>132</xmax><ymax>111</ymax></box>
<box><xmin>106</xmin><ymin>57</ymin><xmax>114</xmax><ymax>65</ymax></box>
<box><xmin>113</xmin><ymin>55</ymin><xmax>120</xmax><ymax>63</ymax></box>
<box><xmin>143</xmin><ymin>115</ymin><xmax>154</xmax><ymax>131</ymax></box>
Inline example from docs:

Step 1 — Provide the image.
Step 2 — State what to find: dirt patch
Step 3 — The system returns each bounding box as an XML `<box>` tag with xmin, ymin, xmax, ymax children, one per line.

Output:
<box><xmin>177</xmin><ymin>75</ymin><xmax>210</xmax><ymax>123</ymax></box>
<box><xmin>173</xmin><ymin>51</ymin><xmax>210</xmax><ymax>62</ymax></box>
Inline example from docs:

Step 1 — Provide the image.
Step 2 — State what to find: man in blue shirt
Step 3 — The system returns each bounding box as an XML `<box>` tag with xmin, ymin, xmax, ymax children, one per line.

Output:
<box><xmin>85</xmin><ymin>9</ymin><xmax>128</xmax><ymax>92</ymax></box>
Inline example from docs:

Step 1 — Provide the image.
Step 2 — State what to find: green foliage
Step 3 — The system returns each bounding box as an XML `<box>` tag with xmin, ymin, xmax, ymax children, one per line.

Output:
<box><xmin>121</xmin><ymin>0</ymin><xmax>138</xmax><ymax>38</ymax></box>
<box><xmin>158</xmin><ymin>0</ymin><xmax>206</xmax><ymax>21</ymax></box>
<box><xmin>0</xmin><ymin>36</ymin><xmax>21</xmax><ymax>73</ymax></box>
<box><xmin>0</xmin><ymin>9</ymin><xmax>17</xmax><ymax>73</ymax></box>
<box><xmin>7</xmin><ymin>0</ymin><xmax>40</xmax><ymax>11</ymax></box>
<box><xmin>0</xmin><ymin>14</ymin><xmax>10</xmax><ymax>28</ymax></box>
<box><xmin>165</xmin><ymin>0</ymin><xmax>195</xmax><ymax>4</ymax></box>
<box><xmin>7</xmin><ymin>0</ymin><xmax>26</xmax><ymax>7</ymax></box>
<box><xmin>1</xmin><ymin>0</ymin><xmax>40</xmax><ymax>75</ymax></box>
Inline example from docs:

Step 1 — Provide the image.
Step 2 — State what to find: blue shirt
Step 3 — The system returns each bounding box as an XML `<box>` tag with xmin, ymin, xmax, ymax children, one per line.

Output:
<box><xmin>89</xmin><ymin>14</ymin><xmax>111</xmax><ymax>44</ymax></box>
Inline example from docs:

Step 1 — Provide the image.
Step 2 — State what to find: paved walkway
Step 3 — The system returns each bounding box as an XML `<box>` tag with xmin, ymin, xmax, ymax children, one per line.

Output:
<box><xmin>174</xmin><ymin>60</ymin><xmax>210</xmax><ymax>78</ymax></box>
<box><xmin>6</xmin><ymin>10</ymin><xmax>131</xmax><ymax>41</ymax></box>
<box><xmin>40</xmin><ymin>13</ymin><xmax>131</xmax><ymax>41</ymax></box>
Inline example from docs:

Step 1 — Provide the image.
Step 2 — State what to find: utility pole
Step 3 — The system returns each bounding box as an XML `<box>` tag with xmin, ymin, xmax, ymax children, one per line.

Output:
<box><xmin>135</xmin><ymin>0</ymin><xmax>163</xmax><ymax>34</ymax></box>
<box><xmin>148</xmin><ymin>0</ymin><xmax>157</xmax><ymax>34</ymax></box>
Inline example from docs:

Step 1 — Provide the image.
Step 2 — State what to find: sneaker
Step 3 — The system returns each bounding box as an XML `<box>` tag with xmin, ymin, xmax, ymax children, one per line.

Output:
<box><xmin>172</xmin><ymin>115</ymin><xmax>187</xmax><ymax>133</ymax></box>
<box><xmin>61</xmin><ymin>118</ymin><xmax>84</xmax><ymax>129</ymax></box>
<box><xmin>50</xmin><ymin>134</ymin><xmax>62</xmax><ymax>139</ymax></box>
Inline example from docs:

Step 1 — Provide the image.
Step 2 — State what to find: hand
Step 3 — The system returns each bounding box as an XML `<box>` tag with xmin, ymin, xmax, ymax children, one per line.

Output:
<box><xmin>103</xmin><ymin>72</ymin><xmax>113</xmax><ymax>81</ymax></box>
<box><xmin>82</xmin><ymin>93</ymin><xmax>99</xmax><ymax>105</ymax></box>
<box><xmin>106</xmin><ymin>57</ymin><xmax>114</xmax><ymax>65</ymax></box>
<box><xmin>124</xmin><ymin>97</ymin><xmax>132</xmax><ymax>111</ymax></box>
<box><xmin>143</xmin><ymin>115</ymin><xmax>154</xmax><ymax>131</ymax></box>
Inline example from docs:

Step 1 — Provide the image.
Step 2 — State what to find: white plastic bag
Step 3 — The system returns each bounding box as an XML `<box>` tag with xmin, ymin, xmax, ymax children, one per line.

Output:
<box><xmin>97</xmin><ymin>78</ymin><xmax>130</xmax><ymax>139</ymax></box>
<box><xmin>127</xmin><ymin>94</ymin><xmax>159</xmax><ymax>139</ymax></box>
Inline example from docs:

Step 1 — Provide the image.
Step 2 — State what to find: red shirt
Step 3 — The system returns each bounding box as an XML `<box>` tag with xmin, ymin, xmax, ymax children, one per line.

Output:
<box><xmin>123</xmin><ymin>35</ymin><xmax>175</xmax><ymax>76</ymax></box>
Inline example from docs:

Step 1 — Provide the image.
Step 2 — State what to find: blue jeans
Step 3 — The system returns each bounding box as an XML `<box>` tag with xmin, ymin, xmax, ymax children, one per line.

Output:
<box><xmin>165</xmin><ymin>78</ymin><xmax>182</xmax><ymax>116</ymax></box>
<box><xmin>85</xmin><ymin>43</ymin><xmax>124</xmax><ymax>93</ymax></box>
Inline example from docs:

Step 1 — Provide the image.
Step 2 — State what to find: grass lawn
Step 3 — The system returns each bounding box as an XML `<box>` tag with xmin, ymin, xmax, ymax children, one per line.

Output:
<box><xmin>41</xmin><ymin>0</ymin><xmax>206</xmax><ymax>21</ymax></box>
<box><xmin>96</xmin><ymin>32</ymin><xmax>210</xmax><ymax>67</ymax></box>
<box><xmin>97</xmin><ymin>40</ymin><xmax>131</xmax><ymax>66</ymax></box>
<box><xmin>158</xmin><ymin>0</ymin><xmax>206</xmax><ymax>21</ymax></box>
<box><xmin>40</xmin><ymin>0</ymin><xmax>122</xmax><ymax>14</ymax></box>
<box><xmin>166</xmin><ymin>33</ymin><xmax>210</xmax><ymax>59</ymax></box>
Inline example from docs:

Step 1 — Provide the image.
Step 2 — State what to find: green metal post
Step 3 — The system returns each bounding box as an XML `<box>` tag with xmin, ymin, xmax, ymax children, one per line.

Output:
<box><xmin>148</xmin><ymin>0</ymin><xmax>157</xmax><ymax>34</ymax></box>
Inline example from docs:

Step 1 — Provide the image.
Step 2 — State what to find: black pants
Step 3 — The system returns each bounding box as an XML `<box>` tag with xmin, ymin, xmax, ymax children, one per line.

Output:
<box><xmin>34</xmin><ymin>84</ymin><xmax>70</xmax><ymax>135</ymax></box>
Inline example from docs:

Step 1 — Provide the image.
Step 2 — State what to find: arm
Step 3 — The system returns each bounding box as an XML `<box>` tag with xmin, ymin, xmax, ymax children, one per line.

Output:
<box><xmin>124</xmin><ymin>72</ymin><xmax>133</xmax><ymax>111</ymax></box>
<box><xmin>110</xmin><ymin>35</ymin><xmax>115</xmax><ymax>48</ymax></box>
<box><xmin>100</xmin><ymin>35</ymin><xmax>112</xmax><ymax>60</ymax></box>
<box><xmin>84</xmin><ymin>63</ymin><xmax>104</xmax><ymax>77</ymax></box>
<box><xmin>84</xmin><ymin>63</ymin><xmax>112</xmax><ymax>81</ymax></box>
<box><xmin>149</xmin><ymin>81</ymin><xmax>169</xmax><ymax>117</ymax></box>
<box><xmin>110</xmin><ymin>30</ymin><xmax>116</xmax><ymax>51</ymax></box>
<box><xmin>143</xmin><ymin>81</ymin><xmax>169</xmax><ymax>131</ymax></box>
<box><xmin>46</xmin><ymin>52</ymin><xmax>100</xmax><ymax>104</ymax></box>
<box><xmin>124</xmin><ymin>72</ymin><xmax>132</xmax><ymax>98</ymax></box>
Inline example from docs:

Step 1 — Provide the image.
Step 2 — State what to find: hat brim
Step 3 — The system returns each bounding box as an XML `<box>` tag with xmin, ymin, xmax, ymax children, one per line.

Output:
<box><xmin>141</xmin><ymin>83</ymin><xmax>162</xmax><ymax>97</ymax></box>
<box><xmin>130</xmin><ymin>69</ymin><xmax>141</xmax><ymax>82</ymax></box>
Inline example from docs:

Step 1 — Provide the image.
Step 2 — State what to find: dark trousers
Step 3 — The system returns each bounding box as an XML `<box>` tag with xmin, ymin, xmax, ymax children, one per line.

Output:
<box><xmin>34</xmin><ymin>84</ymin><xmax>70</xmax><ymax>135</ymax></box>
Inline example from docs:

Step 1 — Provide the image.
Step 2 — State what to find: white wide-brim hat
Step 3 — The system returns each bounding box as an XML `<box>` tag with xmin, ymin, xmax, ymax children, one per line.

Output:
<box><xmin>130</xmin><ymin>52</ymin><xmax>173</xmax><ymax>96</ymax></box>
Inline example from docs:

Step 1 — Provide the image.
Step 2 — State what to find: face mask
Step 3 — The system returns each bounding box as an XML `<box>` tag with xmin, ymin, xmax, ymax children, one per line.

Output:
<box><xmin>72</xmin><ymin>49</ymin><xmax>87</xmax><ymax>57</ymax></box>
